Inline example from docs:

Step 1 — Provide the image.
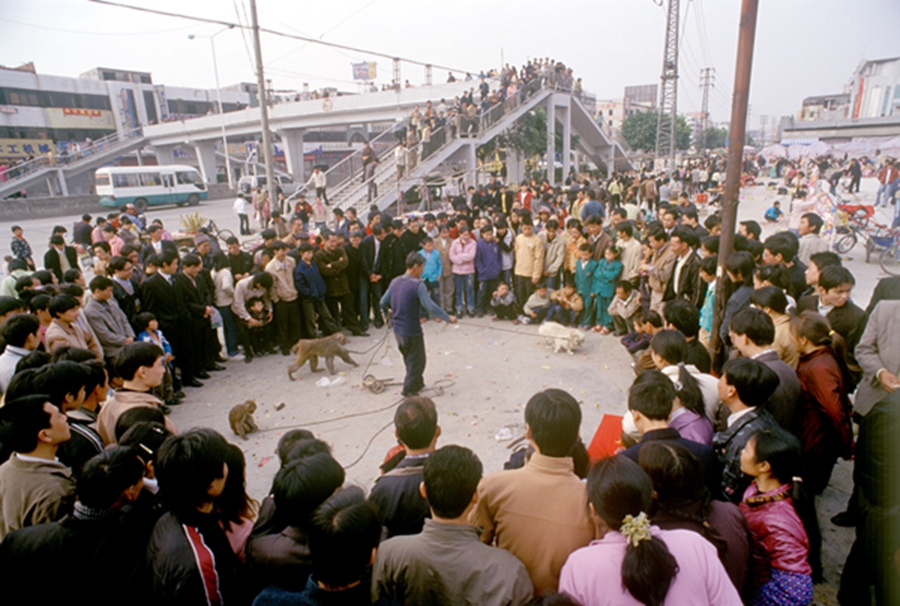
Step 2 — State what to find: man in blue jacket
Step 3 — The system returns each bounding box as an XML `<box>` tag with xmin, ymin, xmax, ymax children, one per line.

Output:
<box><xmin>475</xmin><ymin>226</ymin><xmax>502</xmax><ymax>318</ymax></box>
<box><xmin>381</xmin><ymin>252</ymin><xmax>456</xmax><ymax>397</ymax></box>
<box><xmin>294</xmin><ymin>242</ymin><xmax>339</xmax><ymax>338</ymax></box>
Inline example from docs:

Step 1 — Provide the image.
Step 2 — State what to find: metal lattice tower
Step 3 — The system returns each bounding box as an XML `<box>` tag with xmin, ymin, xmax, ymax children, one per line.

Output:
<box><xmin>699</xmin><ymin>67</ymin><xmax>715</xmax><ymax>149</ymax></box>
<box><xmin>655</xmin><ymin>0</ymin><xmax>680</xmax><ymax>169</ymax></box>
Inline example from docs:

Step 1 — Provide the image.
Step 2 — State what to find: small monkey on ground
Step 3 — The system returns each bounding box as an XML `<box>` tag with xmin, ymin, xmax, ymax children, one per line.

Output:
<box><xmin>287</xmin><ymin>333</ymin><xmax>358</xmax><ymax>380</ymax></box>
<box><xmin>229</xmin><ymin>399</ymin><xmax>259</xmax><ymax>440</ymax></box>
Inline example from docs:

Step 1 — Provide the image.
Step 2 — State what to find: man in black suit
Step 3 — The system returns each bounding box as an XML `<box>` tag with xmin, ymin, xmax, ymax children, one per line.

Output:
<box><xmin>139</xmin><ymin>250</ymin><xmax>200</xmax><ymax>389</ymax></box>
<box><xmin>43</xmin><ymin>235</ymin><xmax>79</xmax><ymax>282</ymax></box>
<box><xmin>360</xmin><ymin>224</ymin><xmax>389</xmax><ymax>329</ymax></box>
<box><xmin>796</xmin><ymin>265</ymin><xmax>867</xmax><ymax>369</ymax></box>
<box><xmin>174</xmin><ymin>254</ymin><xmax>219</xmax><ymax>384</ymax></box>
<box><xmin>140</xmin><ymin>225</ymin><xmax>176</xmax><ymax>266</ymax></box>
<box><xmin>664</xmin><ymin>226</ymin><xmax>705</xmax><ymax>309</ymax></box>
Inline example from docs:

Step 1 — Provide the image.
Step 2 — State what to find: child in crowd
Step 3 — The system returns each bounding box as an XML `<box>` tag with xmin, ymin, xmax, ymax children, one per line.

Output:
<box><xmin>607</xmin><ymin>280</ymin><xmax>640</xmax><ymax>337</ymax></box>
<box><xmin>574</xmin><ymin>244</ymin><xmax>597</xmax><ymax>330</ymax></box>
<box><xmin>518</xmin><ymin>281</ymin><xmax>550</xmax><ymax>324</ymax></box>
<box><xmin>418</xmin><ymin>237</ymin><xmax>442</xmax><ymax>311</ymax></box>
<box><xmin>547</xmin><ymin>283</ymin><xmax>583</xmax><ymax>327</ymax></box>
<box><xmin>698</xmin><ymin>255</ymin><xmax>718</xmax><ymax>351</ymax></box>
<box><xmin>593</xmin><ymin>246</ymin><xmax>623</xmax><ymax>334</ymax></box>
<box><xmin>764</xmin><ymin>200</ymin><xmax>783</xmax><ymax>222</ymax></box>
<box><xmin>92</xmin><ymin>242</ymin><xmax>111</xmax><ymax>276</ymax></box>
<box><xmin>245</xmin><ymin>296</ymin><xmax>271</xmax><ymax>357</ymax></box>
<box><xmin>311</xmin><ymin>197</ymin><xmax>328</xmax><ymax>232</ymax></box>
<box><xmin>740</xmin><ymin>427</ymin><xmax>814</xmax><ymax>605</ymax></box>
<box><xmin>475</xmin><ymin>225</ymin><xmax>502</xmax><ymax>317</ymax></box>
<box><xmin>135</xmin><ymin>312</ymin><xmax>177</xmax><ymax>405</ymax></box>
<box><xmin>490</xmin><ymin>282</ymin><xmax>518</xmax><ymax>322</ymax></box>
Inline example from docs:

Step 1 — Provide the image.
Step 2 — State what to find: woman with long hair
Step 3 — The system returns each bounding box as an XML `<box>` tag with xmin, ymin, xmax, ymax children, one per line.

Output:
<box><xmin>649</xmin><ymin>329</ymin><xmax>716</xmax><ymax>444</ymax></box>
<box><xmin>790</xmin><ymin>311</ymin><xmax>855</xmax><ymax>496</ymax></box>
<box><xmin>559</xmin><ymin>455</ymin><xmax>741</xmax><ymax>605</ymax></box>
<box><xmin>639</xmin><ymin>441</ymin><xmax>750</xmax><ymax>593</ymax></box>
<box><xmin>218</xmin><ymin>443</ymin><xmax>259</xmax><ymax>559</ymax></box>
<box><xmin>212</xmin><ymin>251</ymin><xmax>240</xmax><ymax>359</ymax></box>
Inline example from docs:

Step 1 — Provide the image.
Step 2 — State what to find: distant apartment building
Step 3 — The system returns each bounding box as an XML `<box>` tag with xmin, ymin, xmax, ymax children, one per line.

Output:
<box><xmin>798</xmin><ymin>93</ymin><xmax>850</xmax><ymax>122</ymax></box>
<box><xmin>849</xmin><ymin>56</ymin><xmax>900</xmax><ymax>119</ymax></box>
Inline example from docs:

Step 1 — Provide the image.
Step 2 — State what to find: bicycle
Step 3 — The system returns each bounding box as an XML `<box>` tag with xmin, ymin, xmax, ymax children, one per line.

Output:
<box><xmin>207</xmin><ymin>219</ymin><xmax>236</xmax><ymax>247</ymax></box>
<box><xmin>877</xmin><ymin>228</ymin><xmax>900</xmax><ymax>276</ymax></box>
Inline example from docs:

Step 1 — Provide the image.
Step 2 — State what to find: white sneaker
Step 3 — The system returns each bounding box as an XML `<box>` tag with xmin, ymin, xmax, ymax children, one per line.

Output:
<box><xmin>229</xmin><ymin>353</ymin><xmax>245</xmax><ymax>361</ymax></box>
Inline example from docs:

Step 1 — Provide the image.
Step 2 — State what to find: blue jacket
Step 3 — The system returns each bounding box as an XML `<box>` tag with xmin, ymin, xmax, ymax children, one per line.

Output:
<box><xmin>294</xmin><ymin>259</ymin><xmax>328</xmax><ymax>300</ymax></box>
<box><xmin>581</xmin><ymin>199</ymin><xmax>605</xmax><ymax>220</ymax></box>
<box><xmin>593</xmin><ymin>259</ymin><xmax>623</xmax><ymax>297</ymax></box>
<box><xmin>475</xmin><ymin>238</ymin><xmax>502</xmax><ymax>281</ymax></box>
<box><xmin>419</xmin><ymin>248</ymin><xmax>442</xmax><ymax>283</ymax></box>
<box><xmin>574</xmin><ymin>258</ymin><xmax>598</xmax><ymax>297</ymax></box>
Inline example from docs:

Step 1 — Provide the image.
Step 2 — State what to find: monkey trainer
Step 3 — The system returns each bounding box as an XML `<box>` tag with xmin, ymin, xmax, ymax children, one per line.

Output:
<box><xmin>379</xmin><ymin>252</ymin><xmax>456</xmax><ymax>397</ymax></box>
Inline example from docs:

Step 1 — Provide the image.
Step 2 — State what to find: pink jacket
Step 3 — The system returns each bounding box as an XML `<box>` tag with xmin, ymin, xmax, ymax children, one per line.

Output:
<box><xmin>560</xmin><ymin>527</ymin><xmax>742</xmax><ymax>606</ymax></box>
<box><xmin>739</xmin><ymin>483</ymin><xmax>811</xmax><ymax>586</ymax></box>
<box><xmin>449</xmin><ymin>236</ymin><xmax>477</xmax><ymax>275</ymax></box>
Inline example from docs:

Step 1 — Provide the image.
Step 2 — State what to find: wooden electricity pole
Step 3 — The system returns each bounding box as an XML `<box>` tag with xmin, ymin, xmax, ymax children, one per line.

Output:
<box><xmin>710</xmin><ymin>0</ymin><xmax>760</xmax><ymax>372</ymax></box>
<box><xmin>249</xmin><ymin>0</ymin><xmax>277</xmax><ymax>210</ymax></box>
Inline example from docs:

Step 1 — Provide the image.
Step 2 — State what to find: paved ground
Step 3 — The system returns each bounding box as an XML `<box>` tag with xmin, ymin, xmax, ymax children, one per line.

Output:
<box><xmin>3</xmin><ymin>177</ymin><xmax>893</xmax><ymax>604</ymax></box>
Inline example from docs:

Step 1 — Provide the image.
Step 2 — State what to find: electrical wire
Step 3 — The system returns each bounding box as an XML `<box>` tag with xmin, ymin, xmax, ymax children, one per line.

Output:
<box><xmin>0</xmin><ymin>15</ymin><xmax>194</xmax><ymax>36</ymax></box>
<box><xmin>231</xmin><ymin>0</ymin><xmax>257</xmax><ymax>74</ymax></box>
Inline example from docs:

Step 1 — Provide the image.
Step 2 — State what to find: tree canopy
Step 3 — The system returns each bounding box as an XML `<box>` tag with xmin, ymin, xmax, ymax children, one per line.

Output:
<box><xmin>621</xmin><ymin>110</ymin><xmax>692</xmax><ymax>152</ymax></box>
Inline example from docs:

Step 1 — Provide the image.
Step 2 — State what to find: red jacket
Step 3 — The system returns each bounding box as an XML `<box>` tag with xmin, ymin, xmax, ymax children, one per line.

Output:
<box><xmin>796</xmin><ymin>347</ymin><xmax>854</xmax><ymax>459</ymax></box>
<box><xmin>740</xmin><ymin>482</ymin><xmax>811</xmax><ymax>586</ymax></box>
<box><xmin>877</xmin><ymin>165</ymin><xmax>899</xmax><ymax>185</ymax></box>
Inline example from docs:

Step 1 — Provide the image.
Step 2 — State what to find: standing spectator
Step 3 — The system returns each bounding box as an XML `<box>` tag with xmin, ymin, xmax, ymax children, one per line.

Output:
<box><xmin>316</xmin><ymin>232</ymin><xmax>365</xmax><ymax>336</ymax></box>
<box><xmin>417</xmin><ymin>237</ymin><xmax>442</xmax><ymax>312</ymax></box>
<box><xmin>212</xmin><ymin>252</ymin><xmax>240</xmax><ymax>359</ymax></box>
<box><xmin>90</xmin><ymin>217</ymin><xmax>108</xmax><ymax>245</ymax></box>
<box><xmin>83</xmin><ymin>276</ymin><xmax>135</xmax><ymax>367</ymax></box>
<box><xmin>640</xmin><ymin>225</ymin><xmax>676</xmax><ymax>315</ymax></box>
<box><xmin>374</xmin><ymin>445</ymin><xmax>534</xmax><ymax>606</ymax></box>
<box><xmin>369</xmin><ymin>397</ymin><xmax>440</xmax><ymax>538</ymax></box>
<box><xmin>146</xmin><ymin>429</ymin><xmax>246</xmax><ymax>605</ymax></box>
<box><xmin>729</xmin><ymin>308</ymin><xmax>802</xmax><ymax>434</ymax></box>
<box><xmin>44</xmin><ymin>294</ymin><xmax>102</xmax><ymax>358</ymax></box>
<box><xmin>360</xmin><ymin>225</ymin><xmax>389</xmax><ymax>329</ymax></box>
<box><xmin>512</xmin><ymin>213</ymin><xmax>545</xmax><ymax>313</ymax></box>
<box><xmin>797</xmin><ymin>265</ymin><xmax>867</xmax><ymax>371</ymax></box>
<box><xmin>471</xmin><ymin>389</ymin><xmax>594</xmax><ymax>594</ymax></box>
<box><xmin>720</xmin><ymin>251</ymin><xmax>756</xmax><ymax>349</ymax></box>
<box><xmin>559</xmin><ymin>456</ymin><xmax>741</xmax><ymax>606</ymax></box>
<box><xmin>233</xmin><ymin>193</ymin><xmax>252</xmax><ymax>235</ymax></box>
<box><xmin>108</xmin><ymin>256</ymin><xmax>139</xmax><ymax>329</ymax></box>
<box><xmin>43</xmin><ymin>235</ymin><xmax>78</xmax><ymax>283</ymax></box>
<box><xmin>140</xmin><ymin>250</ymin><xmax>192</xmax><ymax>386</ymax></box>
<box><xmin>0</xmin><ymin>395</ymin><xmax>76</xmax><ymax>540</ymax></box>
<box><xmin>0</xmin><ymin>315</ymin><xmax>41</xmax><ymax>392</ymax></box>
<box><xmin>791</xmin><ymin>311</ymin><xmax>855</xmax><ymax>497</ymax></box>
<box><xmin>475</xmin><ymin>226</ymin><xmax>502</xmax><ymax>318</ymax></box>
<box><xmin>665</xmin><ymin>226</ymin><xmax>704</xmax><ymax>309</ymax></box>
<box><xmin>796</xmin><ymin>213</ymin><xmax>828</xmax><ymax>265</ymax></box>
<box><xmin>72</xmin><ymin>214</ymin><xmax>92</xmax><ymax>249</ymax></box>
<box><xmin>750</xmin><ymin>286</ymin><xmax>799</xmax><ymax>369</ymax></box>
<box><xmin>266</xmin><ymin>242</ymin><xmax>302</xmax><ymax>355</ymax></box>
<box><xmin>874</xmin><ymin>158</ymin><xmax>898</xmax><ymax>207</ymax></box>
<box><xmin>140</xmin><ymin>225</ymin><xmax>176</xmax><ymax>266</ymax></box>
<box><xmin>854</xmin><ymin>299</ymin><xmax>900</xmax><ymax>419</ymax></box>
<box><xmin>294</xmin><ymin>244</ymin><xmax>338</xmax><ymax>339</ymax></box>
<box><xmin>449</xmin><ymin>226</ymin><xmax>477</xmax><ymax>317</ymax></box>
<box><xmin>304</xmin><ymin>166</ymin><xmax>329</xmax><ymax>205</ymax></box>
<box><xmin>593</xmin><ymin>247</ymin><xmax>624</xmax><ymax>333</ymax></box>
<box><xmin>615</xmin><ymin>223</ymin><xmax>643</xmax><ymax>289</ymax></box>
<box><xmin>540</xmin><ymin>219</ymin><xmax>566</xmax><ymax>290</ymax></box>
<box><xmin>9</xmin><ymin>225</ymin><xmax>35</xmax><ymax>270</ymax></box>
<box><xmin>763</xmin><ymin>233</ymin><xmax>808</xmax><ymax>301</ymax></box>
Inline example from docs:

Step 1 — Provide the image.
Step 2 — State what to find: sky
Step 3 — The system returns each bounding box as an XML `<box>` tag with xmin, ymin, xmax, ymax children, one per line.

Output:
<box><xmin>1</xmin><ymin>0</ymin><xmax>899</xmax><ymax>126</ymax></box>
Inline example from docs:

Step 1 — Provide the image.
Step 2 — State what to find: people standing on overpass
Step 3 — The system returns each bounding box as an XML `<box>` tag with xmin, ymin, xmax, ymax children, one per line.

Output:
<box><xmin>305</xmin><ymin>166</ymin><xmax>328</xmax><ymax>205</ymax></box>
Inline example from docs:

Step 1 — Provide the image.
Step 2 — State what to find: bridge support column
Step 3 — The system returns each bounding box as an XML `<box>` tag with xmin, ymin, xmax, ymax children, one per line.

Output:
<box><xmin>281</xmin><ymin>128</ymin><xmax>305</xmax><ymax>184</ymax></box>
<box><xmin>467</xmin><ymin>143</ymin><xmax>478</xmax><ymax>188</ymax></box>
<box><xmin>560</xmin><ymin>99</ymin><xmax>571</xmax><ymax>182</ymax></box>
<box><xmin>153</xmin><ymin>144</ymin><xmax>179</xmax><ymax>165</ymax></box>
<box><xmin>193</xmin><ymin>140</ymin><xmax>218</xmax><ymax>185</ymax></box>
<box><xmin>507</xmin><ymin>150</ymin><xmax>524</xmax><ymax>185</ymax></box>
<box><xmin>56</xmin><ymin>169</ymin><xmax>69</xmax><ymax>196</ymax></box>
<box><xmin>546</xmin><ymin>98</ymin><xmax>556</xmax><ymax>186</ymax></box>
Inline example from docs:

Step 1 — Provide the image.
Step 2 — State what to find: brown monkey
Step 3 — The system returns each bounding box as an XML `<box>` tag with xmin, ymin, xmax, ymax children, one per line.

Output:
<box><xmin>287</xmin><ymin>333</ymin><xmax>358</xmax><ymax>380</ymax></box>
<box><xmin>229</xmin><ymin>399</ymin><xmax>259</xmax><ymax>440</ymax></box>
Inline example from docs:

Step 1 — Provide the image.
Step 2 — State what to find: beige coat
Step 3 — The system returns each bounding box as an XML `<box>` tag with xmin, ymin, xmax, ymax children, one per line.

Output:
<box><xmin>772</xmin><ymin>313</ymin><xmax>799</xmax><ymax>369</ymax></box>
<box><xmin>434</xmin><ymin>236</ymin><xmax>454</xmax><ymax>278</ymax></box>
<box><xmin>97</xmin><ymin>389</ymin><xmax>178</xmax><ymax>446</ymax></box>
<box><xmin>470</xmin><ymin>453</ymin><xmax>594</xmax><ymax>595</ymax></box>
<box><xmin>45</xmin><ymin>318</ymin><xmax>102</xmax><ymax>359</ymax></box>
<box><xmin>647</xmin><ymin>242</ymin><xmax>677</xmax><ymax>295</ymax></box>
<box><xmin>0</xmin><ymin>454</ymin><xmax>75</xmax><ymax>540</ymax></box>
<box><xmin>265</xmin><ymin>257</ymin><xmax>299</xmax><ymax>303</ymax></box>
<box><xmin>513</xmin><ymin>233</ymin><xmax>545</xmax><ymax>281</ymax></box>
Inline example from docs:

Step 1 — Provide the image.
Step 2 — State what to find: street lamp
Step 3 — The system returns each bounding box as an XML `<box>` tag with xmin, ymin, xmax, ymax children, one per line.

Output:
<box><xmin>189</xmin><ymin>25</ymin><xmax>235</xmax><ymax>190</ymax></box>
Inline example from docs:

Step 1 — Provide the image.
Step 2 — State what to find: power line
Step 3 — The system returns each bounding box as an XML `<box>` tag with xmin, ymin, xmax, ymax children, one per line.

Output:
<box><xmin>0</xmin><ymin>15</ymin><xmax>194</xmax><ymax>36</ymax></box>
<box><xmin>231</xmin><ymin>0</ymin><xmax>257</xmax><ymax>73</ymax></box>
<box><xmin>88</xmin><ymin>0</ymin><xmax>476</xmax><ymax>74</ymax></box>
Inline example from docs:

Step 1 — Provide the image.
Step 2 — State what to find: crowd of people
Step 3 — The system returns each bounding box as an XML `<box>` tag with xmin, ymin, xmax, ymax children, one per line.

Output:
<box><xmin>0</xmin><ymin>152</ymin><xmax>899</xmax><ymax>605</ymax></box>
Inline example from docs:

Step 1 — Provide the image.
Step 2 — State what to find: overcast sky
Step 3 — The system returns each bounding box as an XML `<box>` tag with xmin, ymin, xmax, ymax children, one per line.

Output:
<box><xmin>2</xmin><ymin>0</ymin><xmax>899</xmax><ymax>125</ymax></box>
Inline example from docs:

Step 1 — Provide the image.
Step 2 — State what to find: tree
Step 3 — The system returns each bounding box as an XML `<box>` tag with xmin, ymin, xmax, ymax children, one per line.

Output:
<box><xmin>477</xmin><ymin>107</ymin><xmax>578</xmax><ymax>162</ymax></box>
<box><xmin>699</xmin><ymin>127</ymin><xmax>728</xmax><ymax>150</ymax></box>
<box><xmin>621</xmin><ymin>110</ymin><xmax>692</xmax><ymax>152</ymax></box>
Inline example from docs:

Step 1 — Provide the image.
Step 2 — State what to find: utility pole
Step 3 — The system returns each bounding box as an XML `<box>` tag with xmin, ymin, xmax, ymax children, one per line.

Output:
<box><xmin>760</xmin><ymin>114</ymin><xmax>768</xmax><ymax>146</ymax></box>
<box><xmin>249</xmin><ymin>0</ymin><xmax>277</xmax><ymax>210</ymax></box>
<box><xmin>655</xmin><ymin>0</ymin><xmax>680</xmax><ymax>171</ymax></box>
<box><xmin>710</xmin><ymin>0</ymin><xmax>760</xmax><ymax>371</ymax></box>
<box><xmin>699</xmin><ymin>67</ymin><xmax>715</xmax><ymax>150</ymax></box>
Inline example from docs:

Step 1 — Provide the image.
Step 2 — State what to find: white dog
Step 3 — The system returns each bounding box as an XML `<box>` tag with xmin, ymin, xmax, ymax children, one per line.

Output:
<box><xmin>538</xmin><ymin>321</ymin><xmax>586</xmax><ymax>355</ymax></box>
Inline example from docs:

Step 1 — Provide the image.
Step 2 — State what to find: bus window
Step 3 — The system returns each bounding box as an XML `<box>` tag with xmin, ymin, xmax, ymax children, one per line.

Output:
<box><xmin>114</xmin><ymin>173</ymin><xmax>141</xmax><ymax>188</ymax></box>
<box><xmin>141</xmin><ymin>172</ymin><xmax>161</xmax><ymax>186</ymax></box>
<box><xmin>176</xmin><ymin>170</ymin><xmax>203</xmax><ymax>185</ymax></box>
<box><xmin>96</xmin><ymin>174</ymin><xmax>110</xmax><ymax>186</ymax></box>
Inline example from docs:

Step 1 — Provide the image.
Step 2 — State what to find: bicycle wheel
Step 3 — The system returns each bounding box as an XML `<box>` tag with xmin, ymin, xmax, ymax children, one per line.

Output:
<box><xmin>833</xmin><ymin>233</ymin><xmax>856</xmax><ymax>254</ymax></box>
<box><xmin>217</xmin><ymin>228</ymin><xmax>236</xmax><ymax>243</ymax></box>
<box><xmin>880</xmin><ymin>245</ymin><xmax>900</xmax><ymax>276</ymax></box>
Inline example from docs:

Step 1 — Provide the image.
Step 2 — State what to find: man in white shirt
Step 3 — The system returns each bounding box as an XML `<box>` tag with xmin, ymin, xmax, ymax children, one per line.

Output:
<box><xmin>305</xmin><ymin>166</ymin><xmax>329</xmax><ymax>205</ymax></box>
<box><xmin>0</xmin><ymin>314</ymin><xmax>41</xmax><ymax>393</ymax></box>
